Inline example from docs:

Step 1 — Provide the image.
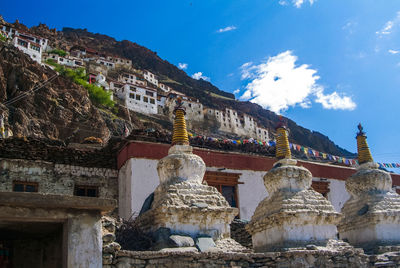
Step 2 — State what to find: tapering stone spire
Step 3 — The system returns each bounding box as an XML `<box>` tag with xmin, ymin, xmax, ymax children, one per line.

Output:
<box><xmin>135</xmin><ymin>96</ymin><xmax>240</xmax><ymax>252</ymax></box>
<box><xmin>275</xmin><ymin>116</ymin><xmax>291</xmax><ymax>159</ymax></box>
<box><xmin>339</xmin><ymin>124</ymin><xmax>400</xmax><ymax>252</ymax></box>
<box><xmin>356</xmin><ymin>123</ymin><xmax>373</xmax><ymax>164</ymax></box>
<box><xmin>172</xmin><ymin>98</ymin><xmax>189</xmax><ymax>146</ymax></box>
<box><xmin>247</xmin><ymin>123</ymin><xmax>340</xmax><ymax>252</ymax></box>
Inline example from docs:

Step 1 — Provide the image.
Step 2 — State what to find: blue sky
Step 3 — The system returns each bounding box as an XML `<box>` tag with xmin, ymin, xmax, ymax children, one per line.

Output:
<box><xmin>2</xmin><ymin>0</ymin><xmax>400</xmax><ymax>170</ymax></box>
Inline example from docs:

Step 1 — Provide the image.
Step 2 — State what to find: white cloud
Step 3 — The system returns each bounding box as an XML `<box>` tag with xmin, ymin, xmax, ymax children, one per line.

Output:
<box><xmin>178</xmin><ymin>63</ymin><xmax>188</xmax><ymax>70</ymax></box>
<box><xmin>389</xmin><ymin>49</ymin><xmax>399</xmax><ymax>54</ymax></box>
<box><xmin>315</xmin><ymin>90</ymin><xmax>356</xmax><ymax>110</ymax></box>
<box><xmin>279</xmin><ymin>0</ymin><xmax>315</xmax><ymax>8</ymax></box>
<box><xmin>192</xmin><ymin>72</ymin><xmax>209</xmax><ymax>81</ymax></box>
<box><xmin>239</xmin><ymin>51</ymin><xmax>356</xmax><ymax>113</ymax></box>
<box><xmin>233</xmin><ymin>89</ymin><xmax>240</xmax><ymax>94</ymax></box>
<box><xmin>217</xmin><ymin>26</ymin><xmax>237</xmax><ymax>33</ymax></box>
<box><xmin>376</xmin><ymin>11</ymin><xmax>400</xmax><ymax>36</ymax></box>
<box><xmin>240</xmin><ymin>62</ymin><xmax>257</xmax><ymax>80</ymax></box>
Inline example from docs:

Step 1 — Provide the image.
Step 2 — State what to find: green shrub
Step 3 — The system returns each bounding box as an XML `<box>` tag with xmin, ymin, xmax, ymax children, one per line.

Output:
<box><xmin>46</xmin><ymin>61</ymin><xmax>115</xmax><ymax>108</ymax></box>
<box><xmin>45</xmin><ymin>58</ymin><xmax>57</xmax><ymax>66</ymax></box>
<box><xmin>0</xmin><ymin>33</ymin><xmax>7</xmax><ymax>42</ymax></box>
<box><xmin>49</xmin><ymin>49</ymin><xmax>67</xmax><ymax>57</ymax></box>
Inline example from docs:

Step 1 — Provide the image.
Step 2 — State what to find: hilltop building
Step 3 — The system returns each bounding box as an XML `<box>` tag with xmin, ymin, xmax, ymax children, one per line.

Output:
<box><xmin>206</xmin><ymin>108</ymin><xmax>269</xmax><ymax>142</ymax></box>
<box><xmin>95</xmin><ymin>57</ymin><xmax>115</xmax><ymax>68</ymax></box>
<box><xmin>1</xmin><ymin>25</ymin><xmax>48</xmax><ymax>64</ymax></box>
<box><xmin>143</xmin><ymin>70</ymin><xmax>159</xmax><ymax>87</ymax></box>
<box><xmin>106</xmin><ymin>55</ymin><xmax>132</xmax><ymax>68</ymax></box>
<box><xmin>43</xmin><ymin>51</ymin><xmax>84</xmax><ymax>68</ymax></box>
<box><xmin>164</xmin><ymin>93</ymin><xmax>204</xmax><ymax>122</ymax></box>
<box><xmin>114</xmin><ymin>83</ymin><xmax>158</xmax><ymax>114</ymax></box>
<box><xmin>117</xmin><ymin>72</ymin><xmax>147</xmax><ymax>87</ymax></box>
<box><xmin>158</xmin><ymin>82</ymin><xmax>172</xmax><ymax>93</ymax></box>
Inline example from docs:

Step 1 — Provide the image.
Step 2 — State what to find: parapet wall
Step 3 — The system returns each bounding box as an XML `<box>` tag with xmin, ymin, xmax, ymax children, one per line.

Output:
<box><xmin>110</xmin><ymin>249</ymin><xmax>373</xmax><ymax>268</ymax></box>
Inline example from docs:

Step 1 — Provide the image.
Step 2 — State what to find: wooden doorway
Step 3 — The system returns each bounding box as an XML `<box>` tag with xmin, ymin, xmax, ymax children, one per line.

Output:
<box><xmin>203</xmin><ymin>171</ymin><xmax>243</xmax><ymax>216</ymax></box>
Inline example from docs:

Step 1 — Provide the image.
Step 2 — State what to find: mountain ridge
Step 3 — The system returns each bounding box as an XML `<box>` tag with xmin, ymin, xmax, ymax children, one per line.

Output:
<box><xmin>1</xmin><ymin>18</ymin><xmax>355</xmax><ymax>157</ymax></box>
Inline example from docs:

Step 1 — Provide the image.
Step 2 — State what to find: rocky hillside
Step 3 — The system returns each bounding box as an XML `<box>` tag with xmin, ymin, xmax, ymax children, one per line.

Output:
<box><xmin>2</xmin><ymin>18</ymin><xmax>354</xmax><ymax>157</ymax></box>
<box><xmin>0</xmin><ymin>42</ymin><xmax>142</xmax><ymax>143</ymax></box>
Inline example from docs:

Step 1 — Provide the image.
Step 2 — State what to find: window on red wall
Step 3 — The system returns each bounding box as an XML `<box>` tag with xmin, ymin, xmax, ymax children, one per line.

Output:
<box><xmin>203</xmin><ymin>171</ymin><xmax>243</xmax><ymax>210</ymax></box>
<box><xmin>311</xmin><ymin>180</ymin><xmax>330</xmax><ymax>198</ymax></box>
<box><xmin>396</xmin><ymin>188</ymin><xmax>400</xmax><ymax>195</ymax></box>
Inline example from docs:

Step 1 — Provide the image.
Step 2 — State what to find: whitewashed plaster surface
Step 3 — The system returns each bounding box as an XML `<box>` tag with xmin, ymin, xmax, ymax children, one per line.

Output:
<box><xmin>312</xmin><ymin>178</ymin><xmax>351</xmax><ymax>212</ymax></box>
<box><xmin>68</xmin><ymin>213</ymin><xmax>102</xmax><ymax>268</ymax></box>
<box><xmin>119</xmin><ymin>158</ymin><xmax>159</xmax><ymax>219</ymax></box>
<box><xmin>119</xmin><ymin>158</ymin><xmax>352</xmax><ymax>221</ymax></box>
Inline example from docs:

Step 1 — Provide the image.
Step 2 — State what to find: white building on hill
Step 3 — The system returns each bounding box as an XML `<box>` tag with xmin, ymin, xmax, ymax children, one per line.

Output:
<box><xmin>143</xmin><ymin>70</ymin><xmax>158</xmax><ymax>87</ymax></box>
<box><xmin>106</xmin><ymin>56</ymin><xmax>132</xmax><ymax>68</ymax></box>
<box><xmin>158</xmin><ymin>82</ymin><xmax>172</xmax><ymax>93</ymax></box>
<box><xmin>96</xmin><ymin>57</ymin><xmax>115</xmax><ymax>68</ymax></box>
<box><xmin>164</xmin><ymin>93</ymin><xmax>204</xmax><ymax>122</ymax></box>
<box><xmin>206</xmin><ymin>108</ymin><xmax>269</xmax><ymax>141</ymax></box>
<box><xmin>43</xmin><ymin>52</ymin><xmax>84</xmax><ymax>68</ymax></box>
<box><xmin>1</xmin><ymin>26</ymin><xmax>48</xmax><ymax>64</ymax></box>
<box><xmin>113</xmin><ymin>83</ymin><xmax>157</xmax><ymax>115</ymax></box>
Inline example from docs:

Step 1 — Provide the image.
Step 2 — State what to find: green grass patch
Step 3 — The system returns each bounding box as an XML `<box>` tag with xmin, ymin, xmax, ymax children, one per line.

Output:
<box><xmin>48</xmin><ymin>49</ymin><xmax>67</xmax><ymax>57</ymax></box>
<box><xmin>46</xmin><ymin>59</ymin><xmax>115</xmax><ymax>108</ymax></box>
<box><xmin>205</xmin><ymin>91</ymin><xmax>235</xmax><ymax>100</ymax></box>
<box><xmin>160</xmin><ymin>77</ymin><xmax>182</xmax><ymax>85</ymax></box>
<box><xmin>0</xmin><ymin>33</ymin><xmax>7</xmax><ymax>42</ymax></box>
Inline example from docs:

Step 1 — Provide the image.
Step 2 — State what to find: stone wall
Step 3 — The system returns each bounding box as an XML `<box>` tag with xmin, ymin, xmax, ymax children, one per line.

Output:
<box><xmin>0</xmin><ymin>158</ymin><xmax>118</xmax><ymax>200</ymax></box>
<box><xmin>110</xmin><ymin>247</ymin><xmax>372</xmax><ymax>268</ymax></box>
<box><xmin>0</xmin><ymin>137</ymin><xmax>119</xmax><ymax>169</ymax></box>
<box><xmin>230</xmin><ymin>219</ymin><xmax>252</xmax><ymax>249</ymax></box>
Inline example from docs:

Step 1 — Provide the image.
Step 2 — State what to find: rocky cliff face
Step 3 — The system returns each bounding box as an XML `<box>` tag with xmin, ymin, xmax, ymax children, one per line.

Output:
<box><xmin>0</xmin><ymin>42</ymin><xmax>138</xmax><ymax>143</ymax></box>
<box><xmin>3</xmin><ymin>19</ymin><xmax>354</xmax><ymax>157</ymax></box>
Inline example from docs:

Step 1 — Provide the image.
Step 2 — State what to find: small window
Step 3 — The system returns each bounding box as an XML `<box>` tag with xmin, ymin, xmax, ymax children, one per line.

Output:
<box><xmin>188</xmin><ymin>103</ymin><xmax>192</xmax><ymax>108</ymax></box>
<box><xmin>311</xmin><ymin>181</ymin><xmax>330</xmax><ymax>198</ymax></box>
<box><xmin>143</xmin><ymin>96</ymin><xmax>148</xmax><ymax>102</ymax></box>
<box><xmin>146</xmin><ymin>91</ymin><xmax>154</xmax><ymax>97</ymax></box>
<box><xmin>13</xmin><ymin>181</ymin><xmax>38</xmax><ymax>193</ymax></box>
<box><xmin>150</xmin><ymin>98</ymin><xmax>155</xmax><ymax>104</ymax></box>
<box><xmin>17</xmin><ymin>39</ymin><xmax>28</xmax><ymax>47</ymax></box>
<box><xmin>130</xmin><ymin>86</ymin><xmax>136</xmax><ymax>92</ymax></box>
<box><xmin>31</xmin><ymin>45</ymin><xmax>40</xmax><ymax>52</ymax></box>
<box><xmin>136</xmin><ymin>95</ymin><xmax>141</xmax><ymax>101</ymax></box>
<box><xmin>74</xmin><ymin>185</ymin><xmax>98</xmax><ymax>197</ymax></box>
<box><xmin>129</xmin><ymin>93</ymin><xmax>135</xmax><ymax>99</ymax></box>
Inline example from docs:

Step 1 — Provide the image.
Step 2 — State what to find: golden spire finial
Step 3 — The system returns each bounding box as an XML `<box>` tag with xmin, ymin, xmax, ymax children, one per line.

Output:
<box><xmin>172</xmin><ymin>98</ymin><xmax>189</xmax><ymax>146</ymax></box>
<box><xmin>356</xmin><ymin>123</ymin><xmax>373</xmax><ymax>164</ymax></box>
<box><xmin>275</xmin><ymin>116</ymin><xmax>291</xmax><ymax>159</ymax></box>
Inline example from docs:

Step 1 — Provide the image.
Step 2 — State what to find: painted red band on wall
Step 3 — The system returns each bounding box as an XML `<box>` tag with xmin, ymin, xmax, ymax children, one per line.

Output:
<box><xmin>117</xmin><ymin>141</ymin><xmax>400</xmax><ymax>186</ymax></box>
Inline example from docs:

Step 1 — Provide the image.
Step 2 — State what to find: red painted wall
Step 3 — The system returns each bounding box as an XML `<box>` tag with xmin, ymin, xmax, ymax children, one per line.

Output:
<box><xmin>118</xmin><ymin>141</ymin><xmax>400</xmax><ymax>186</ymax></box>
